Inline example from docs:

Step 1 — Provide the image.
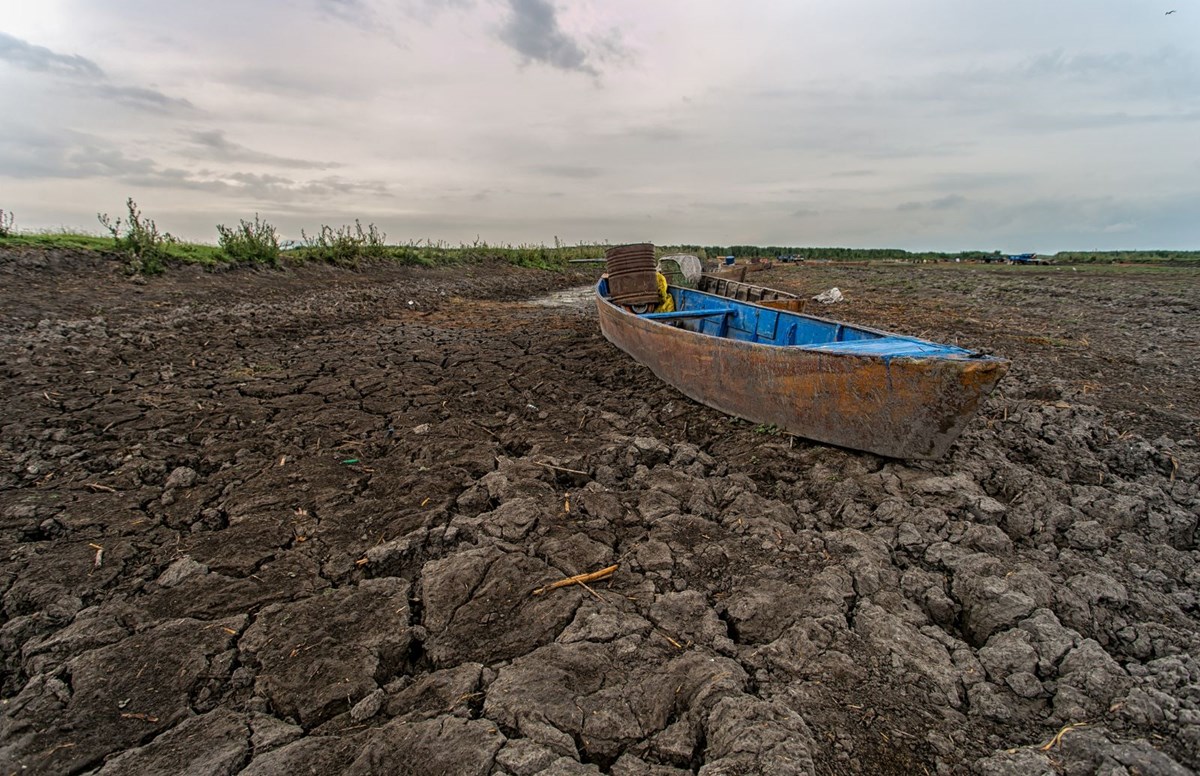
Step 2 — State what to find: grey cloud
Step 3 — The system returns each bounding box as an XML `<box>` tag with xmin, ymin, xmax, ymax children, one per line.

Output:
<box><xmin>67</xmin><ymin>146</ymin><xmax>159</xmax><ymax>179</ymax></box>
<box><xmin>89</xmin><ymin>83</ymin><xmax>193</xmax><ymax>113</ymax></box>
<box><xmin>1021</xmin><ymin>48</ymin><xmax>1191</xmax><ymax>84</ymax></box>
<box><xmin>0</xmin><ymin>32</ymin><xmax>191</xmax><ymax>113</ymax></box>
<box><xmin>896</xmin><ymin>193</ymin><xmax>1200</xmax><ymax>252</ymax></box>
<box><xmin>284</xmin><ymin>176</ymin><xmax>390</xmax><ymax>198</ymax></box>
<box><xmin>951</xmin><ymin>48</ymin><xmax>1189</xmax><ymax>91</ymax></box>
<box><xmin>499</xmin><ymin>0</ymin><xmax>596</xmax><ymax>75</ymax></box>
<box><xmin>584</xmin><ymin>26</ymin><xmax>632</xmax><ymax>68</ymax></box>
<box><xmin>860</xmin><ymin>140</ymin><xmax>977</xmax><ymax>161</ymax></box>
<box><xmin>405</xmin><ymin>0</ymin><xmax>475</xmax><ymax>22</ymax></box>
<box><xmin>1023</xmin><ymin>110</ymin><xmax>1200</xmax><ymax>131</ymax></box>
<box><xmin>125</xmin><ymin>168</ymin><xmax>389</xmax><ymax>201</ymax></box>
<box><xmin>897</xmin><ymin>194</ymin><xmax>967</xmax><ymax>212</ymax></box>
<box><xmin>228</xmin><ymin>67</ymin><xmax>376</xmax><ymax>100</ymax></box>
<box><xmin>946</xmin><ymin>46</ymin><xmax>1200</xmax><ymax>108</ymax></box>
<box><xmin>184</xmin><ymin>130</ymin><xmax>339</xmax><ymax>169</ymax></box>
<box><xmin>315</xmin><ymin>0</ymin><xmax>375</xmax><ymax>26</ymax></box>
<box><xmin>0</xmin><ymin>126</ymin><xmax>152</xmax><ymax>180</ymax></box>
<box><xmin>0</xmin><ymin>125</ymin><xmax>383</xmax><ymax>201</ymax></box>
<box><xmin>530</xmin><ymin>164</ymin><xmax>602</xmax><ymax>179</ymax></box>
<box><xmin>229</xmin><ymin>68</ymin><xmax>321</xmax><ymax>97</ymax></box>
<box><xmin>0</xmin><ymin>127</ymin><xmax>67</xmax><ymax>179</ymax></box>
<box><xmin>748</xmin><ymin>88</ymin><xmax>791</xmax><ymax>99</ymax></box>
<box><xmin>0</xmin><ymin>31</ymin><xmax>103</xmax><ymax>78</ymax></box>
<box><xmin>624</xmin><ymin>125</ymin><xmax>687</xmax><ymax>142</ymax></box>
<box><xmin>926</xmin><ymin>172</ymin><xmax>1032</xmax><ymax>191</ymax></box>
<box><xmin>780</xmin><ymin>44</ymin><xmax>1198</xmax><ymax>141</ymax></box>
<box><xmin>314</xmin><ymin>0</ymin><xmax>474</xmax><ymax>36</ymax></box>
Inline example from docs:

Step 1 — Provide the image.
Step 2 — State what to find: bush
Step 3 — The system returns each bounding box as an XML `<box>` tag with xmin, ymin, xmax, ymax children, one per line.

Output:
<box><xmin>217</xmin><ymin>214</ymin><xmax>280</xmax><ymax>266</ymax></box>
<box><xmin>0</xmin><ymin>208</ymin><xmax>14</xmax><ymax>237</ymax></box>
<box><xmin>299</xmin><ymin>220</ymin><xmax>387</xmax><ymax>266</ymax></box>
<box><xmin>97</xmin><ymin>198</ymin><xmax>173</xmax><ymax>274</ymax></box>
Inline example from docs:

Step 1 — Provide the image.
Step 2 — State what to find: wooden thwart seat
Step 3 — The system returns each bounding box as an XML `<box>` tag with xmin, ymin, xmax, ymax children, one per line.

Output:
<box><xmin>641</xmin><ymin>308</ymin><xmax>737</xmax><ymax>321</ymax></box>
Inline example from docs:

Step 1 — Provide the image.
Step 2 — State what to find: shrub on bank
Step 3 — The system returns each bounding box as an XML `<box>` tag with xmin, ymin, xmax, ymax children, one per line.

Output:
<box><xmin>97</xmin><ymin>198</ymin><xmax>173</xmax><ymax>274</ymax></box>
<box><xmin>217</xmin><ymin>214</ymin><xmax>280</xmax><ymax>266</ymax></box>
<box><xmin>299</xmin><ymin>220</ymin><xmax>386</xmax><ymax>266</ymax></box>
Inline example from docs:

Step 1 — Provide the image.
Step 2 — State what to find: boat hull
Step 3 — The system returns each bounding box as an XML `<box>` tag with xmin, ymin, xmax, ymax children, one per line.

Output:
<box><xmin>596</xmin><ymin>289</ymin><xmax>1008</xmax><ymax>459</ymax></box>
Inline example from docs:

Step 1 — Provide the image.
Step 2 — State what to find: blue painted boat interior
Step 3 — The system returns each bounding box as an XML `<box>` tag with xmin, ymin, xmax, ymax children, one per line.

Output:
<box><xmin>599</xmin><ymin>279</ymin><xmax>980</xmax><ymax>359</ymax></box>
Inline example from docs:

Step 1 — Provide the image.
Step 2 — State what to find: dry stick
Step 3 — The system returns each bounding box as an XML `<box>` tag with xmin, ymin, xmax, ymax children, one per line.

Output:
<box><xmin>532</xmin><ymin>564</ymin><xmax>618</xmax><ymax>596</ymax></box>
<box><xmin>86</xmin><ymin>482</ymin><xmax>117</xmax><ymax>493</ymax></box>
<box><xmin>472</xmin><ymin>422</ymin><xmax>500</xmax><ymax>439</ymax></box>
<box><xmin>39</xmin><ymin>741</ymin><xmax>76</xmax><ymax>759</ymax></box>
<box><xmin>613</xmin><ymin>542</ymin><xmax>643</xmax><ymax>566</ymax></box>
<box><xmin>1039</xmin><ymin>722</ymin><xmax>1088</xmax><ymax>751</ymax></box>
<box><xmin>577</xmin><ymin>580</ymin><xmax>607</xmax><ymax>603</ymax></box>
<box><xmin>535</xmin><ymin>461</ymin><xmax>588</xmax><ymax>476</ymax></box>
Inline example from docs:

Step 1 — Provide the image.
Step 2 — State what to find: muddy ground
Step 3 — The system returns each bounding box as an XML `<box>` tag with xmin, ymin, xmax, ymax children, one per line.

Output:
<box><xmin>0</xmin><ymin>249</ymin><xmax>1197</xmax><ymax>776</ymax></box>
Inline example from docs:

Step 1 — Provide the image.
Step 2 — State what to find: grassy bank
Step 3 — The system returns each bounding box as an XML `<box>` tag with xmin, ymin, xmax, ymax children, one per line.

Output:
<box><xmin>3</xmin><ymin>202</ymin><xmax>1196</xmax><ymax>276</ymax></box>
<box><xmin>0</xmin><ymin>202</ymin><xmax>620</xmax><ymax>274</ymax></box>
<box><xmin>0</xmin><ymin>231</ymin><xmax>614</xmax><ymax>272</ymax></box>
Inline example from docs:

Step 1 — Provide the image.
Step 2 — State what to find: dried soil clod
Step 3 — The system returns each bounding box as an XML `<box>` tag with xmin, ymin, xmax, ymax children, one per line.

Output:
<box><xmin>531</xmin><ymin>564</ymin><xmax>618</xmax><ymax>596</ymax></box>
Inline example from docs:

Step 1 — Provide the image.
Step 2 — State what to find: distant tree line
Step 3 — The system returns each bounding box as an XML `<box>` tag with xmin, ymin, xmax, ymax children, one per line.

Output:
<box><xmin>696</xmin><ymin>246</ymin><xmax>1200</xmax><ymax>264</ymax></box>
<box><xmin>702</xmin><ymin>246</ymin><xmax>1004</xmax><ymax>261</ymax></box>
<box><xmin>1050</xmin><ymin>250</ymin><xmax>1200</xmax><ymax>264</ymax></box>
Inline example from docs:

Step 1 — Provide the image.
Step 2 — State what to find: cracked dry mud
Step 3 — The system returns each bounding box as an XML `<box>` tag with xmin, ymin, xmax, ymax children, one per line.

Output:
<box><xmin>1</xmin><ymin>249</ymin><xmax>1197</xmax><ymax>775</ymax></box>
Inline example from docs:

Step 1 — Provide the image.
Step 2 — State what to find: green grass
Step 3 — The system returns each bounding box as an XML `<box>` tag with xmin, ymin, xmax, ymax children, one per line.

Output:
<box><xmin>3</xmin><ymin>232</ymin><xmax>118</xmax><ymax>251</ymax></box>
<box><xmin>1</xmin><ymin>200</ymin><xmax>624</xmax><ymax>274</ymax></box>
<box><xmin>0</xmin><ymin>228</ymin><xmax>617</xmax><ymax>273</ymax></box>
<box><xmin>3</xmin><ymin>231</ymin><xmax>226</xmax><ymax>263</ymax></box>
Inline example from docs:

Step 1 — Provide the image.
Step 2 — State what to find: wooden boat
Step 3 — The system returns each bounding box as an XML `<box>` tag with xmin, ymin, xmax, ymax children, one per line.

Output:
<box><xmin>697</xmin><ymin>274</ymin><xmax>806</xmax><ymax>312</ymax></box>
<box><xmin>596</xmin><ymin>278</ymin><xmax>1009</xmax><ymax>459</ymax></box>
<box><xmin>708</xmin><ymin>265</ymin><xmax>747</xmax><ymax>282</ymax></box>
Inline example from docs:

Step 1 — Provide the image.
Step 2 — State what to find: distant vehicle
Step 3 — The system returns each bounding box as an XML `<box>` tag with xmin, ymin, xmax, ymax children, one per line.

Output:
<box><xmin>1007</xmin><ymin>253</ymin><xmax>1049</xmax><ymax>265</ymax></box>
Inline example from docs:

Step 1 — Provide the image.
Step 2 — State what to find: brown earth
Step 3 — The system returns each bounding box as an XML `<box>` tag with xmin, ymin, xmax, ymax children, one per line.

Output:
<box><xmin>0</xmin><ymin>249</ymin><xmax>1197</xmax><ymax>776</ymax></box>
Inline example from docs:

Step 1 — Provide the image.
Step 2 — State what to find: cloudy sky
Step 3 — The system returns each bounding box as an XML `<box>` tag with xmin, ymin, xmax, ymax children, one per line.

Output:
<box><xmin>1</xmin><ymin>1</ymin><xmax>1197</xmax><ymax>252</ymax></box>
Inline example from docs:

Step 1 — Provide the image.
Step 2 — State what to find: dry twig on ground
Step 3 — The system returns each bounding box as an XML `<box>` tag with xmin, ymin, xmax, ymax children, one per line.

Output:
<box><xmin>532</xmin><ymin>564</ymin><xmax>618</xmax><ymax>596</ymax></box>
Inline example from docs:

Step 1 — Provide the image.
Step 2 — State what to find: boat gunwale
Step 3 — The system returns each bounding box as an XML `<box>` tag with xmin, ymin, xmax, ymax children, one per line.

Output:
<box><xmin>595</xmin><ymin>281</ymin><xmax>1008</xmax><ymax>365</ymax></box>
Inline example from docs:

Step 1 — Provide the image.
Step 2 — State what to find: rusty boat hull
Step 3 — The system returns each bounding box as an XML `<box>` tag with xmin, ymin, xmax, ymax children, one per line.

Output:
<box><xmin>596</xmin><ymin>281</ymin><xmax>1008</xmax><ymax>459</ymax></box>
